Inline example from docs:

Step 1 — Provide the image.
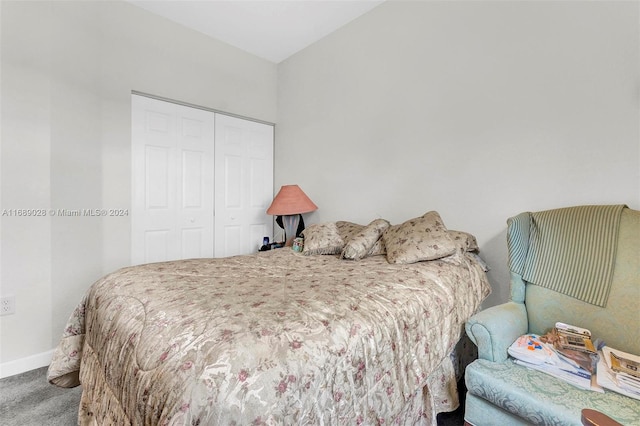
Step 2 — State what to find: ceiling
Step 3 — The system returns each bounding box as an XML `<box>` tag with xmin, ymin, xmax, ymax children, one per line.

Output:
<box><xmin>128</xmin><ymin>0</ymin><xmax>385</xmax><ymax>63</ymax></box>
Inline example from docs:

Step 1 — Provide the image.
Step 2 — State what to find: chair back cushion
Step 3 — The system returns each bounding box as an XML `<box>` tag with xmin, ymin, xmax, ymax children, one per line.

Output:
<box><xmin>525</xmin><ymin>207</ymin><xmax>639</xmax><ymax>355</ymax></box>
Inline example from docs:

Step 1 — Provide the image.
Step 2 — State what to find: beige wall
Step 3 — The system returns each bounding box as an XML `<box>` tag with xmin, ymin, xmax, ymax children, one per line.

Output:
<box><xmin>276</xmin><ymin>1</ymin><xmax>640</xmax><ymax>308</ymax></box>
<box><xmin>0</xmin><ymin>0</ymin><xmax>277</xmax><ymax>369</ymax></box>
<box><xmin>1</xmin><ymin>0</ymin><xmax>639</xmax><ymax>374</ymax></box>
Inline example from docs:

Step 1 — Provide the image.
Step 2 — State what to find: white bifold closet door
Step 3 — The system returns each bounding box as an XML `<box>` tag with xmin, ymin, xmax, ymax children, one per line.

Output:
<box><xmin>131</xmin><ymin>94</ymin><xmax>273</xmax><ymax>265</ymax></box>
<box><xmin>214</xmin><ymin>114</ymin><xmax>274</xmax><ymax>257</ymax></box>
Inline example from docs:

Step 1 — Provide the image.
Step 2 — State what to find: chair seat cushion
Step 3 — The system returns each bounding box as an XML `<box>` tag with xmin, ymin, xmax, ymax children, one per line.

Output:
<box><xmin>465</xmin><ymin>359</ymin><xmax>640</xmax><ymax>426</ymax></box>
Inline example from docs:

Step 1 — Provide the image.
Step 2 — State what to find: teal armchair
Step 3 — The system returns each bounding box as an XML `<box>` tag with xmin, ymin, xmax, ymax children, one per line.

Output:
<box><xmin>464</xmin><ymin>206</ymin><xmax>640</xmax><ymax>426</ymax></box>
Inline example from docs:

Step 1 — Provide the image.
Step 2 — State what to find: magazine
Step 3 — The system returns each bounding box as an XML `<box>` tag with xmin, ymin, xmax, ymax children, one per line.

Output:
<box><xmin>554</xmin><ymin>322</ymin><xmax>596</xmax><ymax>354</ymax></box>
<box><xmin>597</xmin><ymin>346</ymin><xmax>640</xmax><ymax>400</ymax></box>
<box><xmin>508</xmin><ymin>333</ymin><xmax>602</xmax><ymax>392</ymax></box>
<box><xmin>508</xmin><ymin>334</ymin><xmax>557</xmax><ymax>365</ymax></box>
<box><xmin>610</xmin><ymin>350</ymin><xmax>640</xmax><ymax>378</ymax></box>
<box><xmin>513</xmin><ymin>359</ymin><xmax>597</xmax><ymax>391</ymax></box>
<box><xmin>539</xmin><ymin>326</ymin><xmax>598</xmax><ymax>373</ymax></box>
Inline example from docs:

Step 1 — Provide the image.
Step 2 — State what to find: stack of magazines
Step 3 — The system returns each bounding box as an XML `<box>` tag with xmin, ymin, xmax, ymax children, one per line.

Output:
<box><xmin>597</xmin><ymin>346</ymin><xmax>640</xmax><ymax>400</ymax></box>
<box><xmin>508</xmin><ymin>323</ymin><xmax>601</xmax><ymax>392</ymax></box>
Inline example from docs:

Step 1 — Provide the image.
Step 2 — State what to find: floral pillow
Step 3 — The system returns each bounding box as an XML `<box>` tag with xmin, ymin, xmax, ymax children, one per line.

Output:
<box><xmin>383</xmin><ymin>211</ymin><xmax>457</xmax><ymax>264</ymax></box>
<box><xmin>342</xmin><ymin>219</ymin><xmax>391</xmax><ymax>260</ymax></box>
<box><xmin>368</xmin><ymin>237</ymin><xmax>386</xmax><ymax>256</ymax></box>
<box><xmin>448</xmin><ymin>230</ymin><xmax>479</xmax><ymax>252</ymax></box>
<box><xmin>302</xmin><ymin>222</ymin><xmax>344</xmax><ymax>255</ymax></box>
<box><xmin>335</xmin><ymin>221</ymin><xmax>365</xmax><ymax>244</ymax></box>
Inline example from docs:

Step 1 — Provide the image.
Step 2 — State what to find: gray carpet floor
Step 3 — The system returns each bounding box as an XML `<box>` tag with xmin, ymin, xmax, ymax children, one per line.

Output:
<box><xmin>0</xmin><ymin>366</ymin><xmax>81</xmax><ymax>425</ymax></box>
<box><xmin>0</xmin><ymin>367</ymin><xmax>464</xmax><ymax>425</ymax></box>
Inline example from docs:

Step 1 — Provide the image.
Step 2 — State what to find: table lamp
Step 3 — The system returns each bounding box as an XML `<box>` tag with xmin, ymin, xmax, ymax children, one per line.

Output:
<box><xmin>266</xmin><ymin>185</ymin><xmax>318</xmax><ymax>246</ymax></box>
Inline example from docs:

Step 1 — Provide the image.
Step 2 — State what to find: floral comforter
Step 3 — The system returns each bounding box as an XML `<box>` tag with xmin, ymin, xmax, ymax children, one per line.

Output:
<box><xmin>48</xmin><ymin>249</ymin><xmax>490</xmax><ymax>425</ymax></box>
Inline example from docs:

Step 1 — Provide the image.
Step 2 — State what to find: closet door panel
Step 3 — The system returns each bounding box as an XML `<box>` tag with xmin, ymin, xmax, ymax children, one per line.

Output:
<box><xmin>175</xmin><ymin>103</ymin><xmax>215</xmax><ymax>261</ymax></box>
<box><xmin>132</xmin><ymin>95</ymin><xmax>214</xmax><ymax>265</ymax></box>
<box><xmin>214</xmin><ymin>114</ymin><xmax>274</xmax><ymax>257</ymax></box>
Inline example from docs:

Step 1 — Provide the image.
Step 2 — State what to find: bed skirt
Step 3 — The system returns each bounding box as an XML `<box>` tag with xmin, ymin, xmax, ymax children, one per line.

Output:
<box><xmin>74</xmin><ymin>335</ymin><xmax>471</xmax><ymax>426</ymax></box>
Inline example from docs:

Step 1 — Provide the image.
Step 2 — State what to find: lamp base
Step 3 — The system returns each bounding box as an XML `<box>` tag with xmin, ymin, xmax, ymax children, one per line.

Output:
<box><xmin>282</xmin><ymin>214</ymin><xmax>300</xmax><ymax>247</ymax></box>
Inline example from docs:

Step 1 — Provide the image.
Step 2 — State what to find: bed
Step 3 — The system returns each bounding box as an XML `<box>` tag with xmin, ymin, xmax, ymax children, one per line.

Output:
<box><xmin>48</xmin><ymin>212</ymin><xmax>491</xmax><ymax>425</ymax></box>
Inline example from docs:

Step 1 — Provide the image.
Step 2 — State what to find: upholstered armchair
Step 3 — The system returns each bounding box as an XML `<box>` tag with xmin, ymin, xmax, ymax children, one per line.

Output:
<box><xmin>464</xmin><ymin>205</ymin><xmax>640</xmax><ymax>426</ymax></box>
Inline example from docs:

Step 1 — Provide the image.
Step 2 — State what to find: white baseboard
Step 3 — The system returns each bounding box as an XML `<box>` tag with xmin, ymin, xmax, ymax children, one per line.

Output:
<box><xmin>0</xmin><ymin>350</ymin><xmax>54</xmax><ymax>379</ymax></box>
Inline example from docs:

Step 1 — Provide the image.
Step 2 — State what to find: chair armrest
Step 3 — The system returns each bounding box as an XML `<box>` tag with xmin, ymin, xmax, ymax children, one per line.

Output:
<box><xmin>465</xmin><ymin>301</ymin><xmax>528</xmax><ymax>362</ymax></box>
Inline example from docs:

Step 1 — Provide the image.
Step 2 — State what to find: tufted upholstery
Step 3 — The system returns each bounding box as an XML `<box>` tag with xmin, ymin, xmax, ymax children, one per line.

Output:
<box><xmin>464</xmin><ymin>207</ymin><xmax>640</xmax><ymax>426</ymax></box>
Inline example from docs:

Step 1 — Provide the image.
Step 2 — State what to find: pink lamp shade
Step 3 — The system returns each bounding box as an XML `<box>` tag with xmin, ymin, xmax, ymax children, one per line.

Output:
<box><xmin>267</xmin><ymin>185</ymin><xmax>317</xmax><ymax>246</ymax></box>
<box><xmin>266</xmin><ymin>185</ymin><xmax>318</xmax><ymax>215</ymax></box>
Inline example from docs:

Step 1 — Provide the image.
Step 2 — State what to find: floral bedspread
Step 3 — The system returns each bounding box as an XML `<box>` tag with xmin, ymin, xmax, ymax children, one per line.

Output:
<box><xmin>48</xmin><ymin>249</ymin><xmax>490</xmax><ymax>425</ymax></box>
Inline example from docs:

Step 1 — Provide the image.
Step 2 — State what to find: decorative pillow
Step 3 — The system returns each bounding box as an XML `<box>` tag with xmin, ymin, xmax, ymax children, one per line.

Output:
<box><xmin>335</xmin><ymin>221</ymin><xmax>365</xmax><ymax>244</ymax></box>
<box><xmin>342</xmin><ymin>219</ymin><xmax>391</xmax><ymax>260</ymax></box>
<box><xmin>448</xmin><ymin>230</ymin><xmax>479</xmax><ymax>252</ymax></box>
<box><xmin>302</xmin><ymin>222</ymin><xmax>344</xmax><ymax>255</ymax></box>
<box><xmin>383</xmin><ymin>211</ymin><xmax>457</xmax><ymax>264</ymax></box>
<box><xmin>368</xmin><ymin>238</ymin><xmax>386</xmax><ymax>256</ymax></box>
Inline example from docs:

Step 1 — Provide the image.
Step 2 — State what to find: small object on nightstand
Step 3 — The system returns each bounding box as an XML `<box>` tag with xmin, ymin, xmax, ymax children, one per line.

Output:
<box><xmin>259</xmin><ymin>236</ymin><xmax>271</xmax><ymax>252</ymax></box>
<box><xmin>292</xmin><ymin>237</ymin><xmax>304</xmax><ymax>252</ymax></box>
<box><xmin>260</xmin><ymin>242</ymin><xmax>284</xmax><ymax>251</ymax></box>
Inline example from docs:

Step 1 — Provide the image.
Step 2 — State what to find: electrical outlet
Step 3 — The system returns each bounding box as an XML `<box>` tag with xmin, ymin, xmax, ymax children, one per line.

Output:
<box><xmin>1</xmin><ymin>296</ymin><xmax>15</xmax><ymax>316</ymax></box>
